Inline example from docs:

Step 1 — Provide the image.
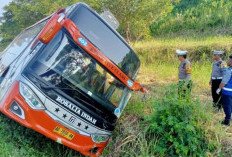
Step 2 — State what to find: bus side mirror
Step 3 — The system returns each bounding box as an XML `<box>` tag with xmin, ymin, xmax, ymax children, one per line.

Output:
<box><xmin>38</xmin><ymin>9</ymin><xmax>65</xmax><ymax>44</ymax></box>
<box><xmin>140</xmin><ymin>87</ymin><xmax>147</xmax><ymax>93</ymax></box>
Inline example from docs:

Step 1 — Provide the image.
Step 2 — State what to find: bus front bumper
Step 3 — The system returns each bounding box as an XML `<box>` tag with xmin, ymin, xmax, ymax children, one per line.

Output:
<box><xmin>0</xmin><ymin>81</ymin><xmax>108</xmax><ymax>157</ymax></box>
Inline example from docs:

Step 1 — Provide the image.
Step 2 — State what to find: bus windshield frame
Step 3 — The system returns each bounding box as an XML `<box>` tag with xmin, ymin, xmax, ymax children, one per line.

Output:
<box><xmin>25</xmin><ymin>28</ymin><xmax>130</xmax><ymax>114</ymax></box>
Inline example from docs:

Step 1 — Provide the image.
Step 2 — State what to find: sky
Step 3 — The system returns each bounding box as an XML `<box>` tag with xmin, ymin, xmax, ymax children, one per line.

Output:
<box><xmin>0</xmin><ymin>0</ymin><xmax>12</xmax><ymax>17</ymax></box>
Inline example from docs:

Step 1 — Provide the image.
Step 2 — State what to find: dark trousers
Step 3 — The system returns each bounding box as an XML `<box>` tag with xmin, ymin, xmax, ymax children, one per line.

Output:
<box><xmin>211</xmin><ymin>79</ymin><xmax>222</xmax><ymax>108</ymax></box>
<box><xmin>222</xmin><ymin>94</ymin><xmax>232</xmax><ymax>120</ymax></box>
<box><xmin>178</xmin><ymin>80</ymin><xmax>192</xmax><ymax>98</ymax></box>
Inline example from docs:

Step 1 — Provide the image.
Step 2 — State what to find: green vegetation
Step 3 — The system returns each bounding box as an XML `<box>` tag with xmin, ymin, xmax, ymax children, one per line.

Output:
<box><xmin>93</xmin><ymin>0</ymin><xmax>177</xmax><ymax>43</ymax></box>
<box><xmin>103</xmin><ymin>84</ymin><xmax>224</xmax><ymax>157</ymax></box>
<box><xmin>150</xmin><ymin>0</ymin><xmax>232</xmax><ymax>38</ymax></box>
<box><xmin>145</xmin><ymin>85</ymin><xmax>218</xmax><ymax>156</ymax></box>
<box><xmin>0</xmin><ymin>113</ymin><xmax>84</xmax><ymax>157</ymax></box>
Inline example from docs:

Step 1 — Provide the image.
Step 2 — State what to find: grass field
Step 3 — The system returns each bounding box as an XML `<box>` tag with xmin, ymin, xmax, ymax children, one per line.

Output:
<box><xmin>1</xmin><ymin>37</ymin><xmax>232</xmax><ymax>156</ymax></box>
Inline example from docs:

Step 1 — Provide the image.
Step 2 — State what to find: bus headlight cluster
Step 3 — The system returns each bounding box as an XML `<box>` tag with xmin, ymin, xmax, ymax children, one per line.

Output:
<box><xmin>91</xmin><ymin>134</ymin><xmax>110</xmax><ymax>143</ymax></box>
<box><xmin>19</xmin><ymin>82</ymin><xmax>45</xmax><ymax>110</ymax></box>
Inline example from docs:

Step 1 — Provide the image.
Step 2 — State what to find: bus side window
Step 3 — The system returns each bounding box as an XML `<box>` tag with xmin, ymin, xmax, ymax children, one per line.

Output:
<box><xmin>0</xmin><ymin>20</ymin><xmax>48</xmax><ymax>71</ymax></box>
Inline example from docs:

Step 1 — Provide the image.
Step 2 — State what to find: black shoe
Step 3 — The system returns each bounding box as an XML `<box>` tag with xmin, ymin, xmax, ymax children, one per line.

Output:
<box><xmin>221</xmin><ymin>120</ymin><xmax>230</xmax><ymax>126</ymax></box>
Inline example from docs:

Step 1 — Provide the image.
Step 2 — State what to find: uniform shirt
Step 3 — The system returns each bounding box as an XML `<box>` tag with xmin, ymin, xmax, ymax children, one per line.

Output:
<box><xmin>222</xmin><ymin>68</ymin><xmax>232</xmax><ymax>84</ymax></box>
<box><xmin>211</xmin><ymin>59</ymin><xmax>227</xmax><ymax>80</ymax></box>
<box><xmin>179</xmin><ymin>59</ymin><xmax>191</xmax><ymax>81</ymax></box>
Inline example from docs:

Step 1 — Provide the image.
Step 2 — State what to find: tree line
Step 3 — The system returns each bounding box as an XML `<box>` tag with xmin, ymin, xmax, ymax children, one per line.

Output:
<box><xmin>0</xmin><ymin>0</ymin><xmax>178</xmax><ymax>51</ymax></box>
<box><xmin>150</xmin><ymin>0</ymin><xmax>232</xmax><ymax>37</ymax></box>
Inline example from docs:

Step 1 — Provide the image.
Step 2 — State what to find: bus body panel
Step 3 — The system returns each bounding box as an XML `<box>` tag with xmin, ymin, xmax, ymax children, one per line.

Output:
<box><xmin>0</xmin><ymin>81</ymin><xmax>107</xmax><ymax>157</ymax></box>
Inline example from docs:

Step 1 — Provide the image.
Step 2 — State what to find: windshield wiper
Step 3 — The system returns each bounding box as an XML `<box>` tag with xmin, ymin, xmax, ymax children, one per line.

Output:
<box><xmin>26</xmin><ymin>72</ymin><xmax>89</xmax><ymax>102</ymax></box>
<box><xmin>26</xmin><ymin>72</ymin><xmax>105</xmax><ymax>114</ymax></box>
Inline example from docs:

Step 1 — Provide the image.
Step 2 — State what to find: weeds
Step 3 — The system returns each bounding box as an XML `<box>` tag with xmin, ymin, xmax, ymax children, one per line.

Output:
<box><xmin>144</xmin><ymin>84</ymin><xmax>220</xmax><ymax>156</ymax></box>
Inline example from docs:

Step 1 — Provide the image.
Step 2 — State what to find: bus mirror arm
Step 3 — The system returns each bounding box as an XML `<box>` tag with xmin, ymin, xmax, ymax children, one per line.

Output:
<box><xmin>140</xmin><ymin>87</ymin><xmax>147</xmax><ymax>93</ymax></box>
<box><xmin>133</xmin><ymin>82</ymin><xmax>147</xmax><ymax>93</ymax></box>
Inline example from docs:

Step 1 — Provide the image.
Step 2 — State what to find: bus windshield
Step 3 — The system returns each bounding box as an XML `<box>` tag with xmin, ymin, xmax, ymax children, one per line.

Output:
<box><xmin>27</xmin><ymin>29</ymin><xmax>128</xmax><ymax>112</ymax></box>
<box><xmin>68</xmin><ymin>5</ymin><xmax>140</xmax><ymax>79</ymax></box>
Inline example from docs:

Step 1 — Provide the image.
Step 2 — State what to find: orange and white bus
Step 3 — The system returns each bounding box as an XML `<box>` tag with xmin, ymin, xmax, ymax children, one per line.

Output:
<box><xmin>0</xmin><ymin>2</ymin><xmax>146</xmax><ymax>156</ymax></box>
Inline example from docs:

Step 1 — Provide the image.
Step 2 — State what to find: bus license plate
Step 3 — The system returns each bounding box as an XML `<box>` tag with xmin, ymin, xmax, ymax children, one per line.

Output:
<box><xmin>53</xmin><ymin>126</ymin><xmax>75</xmax><ymax>140</ymax></box>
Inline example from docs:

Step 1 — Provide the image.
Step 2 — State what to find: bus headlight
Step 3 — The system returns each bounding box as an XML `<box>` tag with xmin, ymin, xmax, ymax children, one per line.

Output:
<box><xmin>19</xmin><ymin>82</ymin><xmax>45</xmax><ymax>110</ymax></box>
<box><xmin>91</xmin><ymin>134</ymin><xmax>110</xmax><ymax>143</ymax></box>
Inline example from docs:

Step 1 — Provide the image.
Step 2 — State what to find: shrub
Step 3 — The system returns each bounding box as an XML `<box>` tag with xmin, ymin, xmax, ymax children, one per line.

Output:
<box><xmin>144</xmin><ymin>84</ymin><xmax>219</xmax><ymax>156</ymax></box>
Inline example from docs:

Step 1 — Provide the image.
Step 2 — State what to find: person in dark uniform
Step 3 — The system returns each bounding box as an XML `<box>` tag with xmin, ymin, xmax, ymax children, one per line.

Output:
<box><xmin>209</xmin><ymin>50</ymin><xmax>227</xmax><ymax>110</ymax></box>
<box><xmin>217</xmin><ymin>55</ymin><xmax>232</xmax><ymax>125</ymax></box>
<box><xmin>176</xmin><ymin>50</ymin><xmax>192</xmax><ymax>98</ymax></box>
